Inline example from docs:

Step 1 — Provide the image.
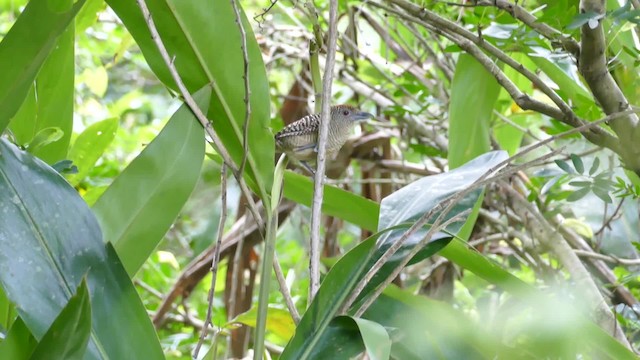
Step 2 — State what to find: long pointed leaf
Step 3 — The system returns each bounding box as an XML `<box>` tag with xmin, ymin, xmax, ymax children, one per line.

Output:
<box><xmin>29</xmin><ymin>279</ymin><xmax>92</xmax><ymax>360</ymax></box>
<box><xmin>106</xmin><ymin>0</ymin><xmax>273</xmax><ymax>201</ymax></box>
<box><xmin>0</xmin><ymin>138</ymin><xmax>163</xmax><ymax>359</ymax></box>
<box><xmin>93</xmin><ymin>87</ymin><xmax>209</xmax><ymax>276</ymax></box>
<box><xmin>0</xmin><ymin>0</ymin><xmax>85</xmax><ymax>132</ymax></box>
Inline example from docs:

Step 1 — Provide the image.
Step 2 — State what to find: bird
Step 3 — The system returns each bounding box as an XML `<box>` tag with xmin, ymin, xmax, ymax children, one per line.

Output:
<box><xmin>274</xmin><ymin>105</ymin><xmax>374</xmax><ymax>174</ymax></box>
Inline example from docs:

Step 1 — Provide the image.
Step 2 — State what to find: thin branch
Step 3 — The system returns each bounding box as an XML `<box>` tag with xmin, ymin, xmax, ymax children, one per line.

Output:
<box><xmin>371</xmin><ymin>0</ymin><xmax>622</xmax><ymax>154</ymax></box>
<box><xmin>309</xmin><ymin>0</ymin><xmax>338</xmax><ymax>303</ymax></box>
<box><xmin>273</xmin><ymin>255</ymin><xmax>301</xmax><ymax>323</ymax></box>
<box><xmin>193</xmin><ymin>164</ymin><xmax>228</xmax><ymax>359</ymax></box>
<box><xmin>354</xmin><ymin>210</ymin><xmax>471</xmax><ymax>317</ymax></box>
<box><xmin>231</xmin><ymin>0</ymin><xmax>252</xmax><ymax>177</ymax></box>
<box><xmin>502</xmin><ymin>181</ymin><xmax>632</xmax><ymax>348</ymax></box>
<box><xmin>475</xmin><ymin>0</ymin><xmax>581</xmax><ymax>57</ymax></box>
<box><xmin>135</xmin><ymin>0</ymin><xmax>264</xmax><ymax>232</ymax></box>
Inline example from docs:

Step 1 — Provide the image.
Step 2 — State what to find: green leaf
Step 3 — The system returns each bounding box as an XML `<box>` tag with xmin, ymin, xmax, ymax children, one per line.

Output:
<box><xmin>106</xmin><ymin>0</ymin><xmax>274</xmax><ymax>203</ymax></box>
<box><xmin>569</xmin><ymin>180</ymin><xmax>592</xmax><ymax>187</ymax></box>
<box><xmin>283</xmin><ymin>171</ymin><xmax>379</xmax><ymax>232</ymax></box>
<box><xmin>0</xmin><ymin>318</ymin><xmax>37</xmax><ymax>360</ymax></box>
<box><xmin>0</xmin><ymin>0</ymin><xmax>84</xmax><ymax>138</ymax></box>
<box><xmin>448</xmin><ymin>54</ymin><xmax>499</xmax><ymax>168</ymax></box>
<box><xmin>0</xmin><ymin>138</ymin><xmax>164</xmax><ymax>359</ymax></box>
<box><xmin>232</xmin><ymin>306</ymin><xmax>296</xmax><ymax>342</ymax></box>
<box><xmin>555</xmin><ymin>159</ymin><xmax>575</xmax><ymax>174</ymax></box>
<box><xmin>528</xmin><ymin>53</ymin><xmax>600</xmax><ymax>119</ymax></box>
<box><xmin>592</xmin><ymin>187</ymin><xmax>613</xmax><ymax>203</ymax></box>
<box><xmin>589</xmin><ymin>157</ymin><xmax>600</xmax><ymax>176</ymax></box>
<box><xmin>47</xmin><ymin>0</ymin><xmax>74</xmax><ymax>13</ymax></box>
<box><xmin>567</xmin><ymin>187</ymin><xmax>591</xmax><ymax>202</ymax></box>
<box><xmin>570</xmin><ymin>154</ymin><xmax>584</xmax><ymax>174</ymax></box>
<box><xmin>25</xmin><ymin>127</ymin><xmax>64</xmax><ymax>154</ymax></box>
<box><xmin>93</xmin><ymin>87</ymin><xmax>209</xmax><ymax>276</ymax></box>
<box><xmin>566</xmin><ymin>11</ymin><xmax>601</xmax><ymax>29</ymax></box>
<box><xmin>66</xmin><ymin>117</ymin><xmax>118</xmax><ymax>186</ymax></box>
<box><xmin>348</xmin><ymin>317</ymin><xmax>391</xmax><ymax>360</ymax></box>
<box><xmin>29</xmin><ymin>279</ymin><xmax>91</xmax><ymax>360</ymax></box>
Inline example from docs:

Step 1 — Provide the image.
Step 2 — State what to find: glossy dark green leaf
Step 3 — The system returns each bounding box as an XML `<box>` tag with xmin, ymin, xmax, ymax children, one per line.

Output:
<box><xmin>66</xmin><ymin>117</ymin><xmax>118</xmax><ymax>186</ymax></box>
<box><xmin>29</xmin><ymin>279</ymin><xmax>91</xmax><ymax>360</ymax></box>
<box><xmin>0</xmin><ymin>138</ymin><xmax>163</xmax><ymax>359</ymax></box>
<box><xmin>106</xmin><ymin>0</ymin><xmax>274</xmax><ymax>202</ymax></box>
<box><xmin>93</xmin><ymin>87</ymin><xmax>209</xmax><ymax>276</ymax></box>
<box><xmin>377</xmin><ymin>151</ymin><xmax>508</xmax><ymax>254</ymax></box>
<box><xmin>0</xmin><ymin>318</ymin><xmax>37</xmax><ymax>360</ymax></box>
<box><xmin>0</xmin><ymin>0</ymin><xmax>84</xmax><ymax>134</ymax></box>
<box><xmin>283</xmin><ymin>171</ymin><xmax>379</xmax><ymax>231</ymax></box>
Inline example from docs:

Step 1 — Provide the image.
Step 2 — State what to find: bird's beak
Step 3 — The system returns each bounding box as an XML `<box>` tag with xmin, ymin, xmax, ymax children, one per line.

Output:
<box><xmin>353</xmin><ymin>111</ymin><xmax>374</xmax><ymax>121</ymax></box>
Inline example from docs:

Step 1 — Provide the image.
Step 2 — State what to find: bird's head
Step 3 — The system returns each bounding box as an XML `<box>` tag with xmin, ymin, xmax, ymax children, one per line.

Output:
<box><xmin>330</xmin><ymin>105</ymin><xmax>374</xmax><ymax>123</ymax></box>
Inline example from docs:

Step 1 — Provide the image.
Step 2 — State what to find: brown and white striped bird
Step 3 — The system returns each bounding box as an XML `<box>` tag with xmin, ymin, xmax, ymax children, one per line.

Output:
<box><xmin>274</xmin><ymin>105</ymin><xmax>373</xmax><ymax>173</ymax></box>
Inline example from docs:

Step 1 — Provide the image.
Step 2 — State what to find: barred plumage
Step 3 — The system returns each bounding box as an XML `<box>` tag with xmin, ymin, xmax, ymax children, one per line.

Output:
<box><xmin>275</xmin><ymin>105</ymin><xmax>373</xmax><ymax>164</ymax></box>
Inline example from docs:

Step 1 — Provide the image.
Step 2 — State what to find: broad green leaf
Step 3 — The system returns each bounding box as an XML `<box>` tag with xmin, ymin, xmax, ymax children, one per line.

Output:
<box><xmin>0</xmin><ymin>318</ymin><xmax>37</xmax><ymax>360</ymax></box>
<box><xmin>92</xmin><ymin>87</ymin><xmax>209</xmax><ymax>276</ymax></box>
<box><xmin>66</xmin><ymin>117</ymin><xmax>118</xmax><ymax>186</ymax></box>
<box><xmin>448</xmin><ymin>54</ymin><xmax>499</xmax><ymax>168</ymax></box>
<box><xmin>0</xmin><ymin>0</ymin><xmax>84</xmax><ymax>136</ymax></box>
<box><xmin>448</xmin><ymin>55</ymin><xmax>501</xmax><ymax>242</ymax></box>
<box><xmin>106</xmin><ymin>0</ymin><xmax>274</xmax><ymax>203</ymax></box>
<box><xmin>283</xmin><ymin>171</ymin><xmax>379</xmax><ymax>232</ymax></box>
<box><xmin>29</xmin><ymin>279</ymin><xmax>91</xmax><ymax>360</ymax></box>
<box><xmin>0</xmin><ymin>138</ymin><xmax>164</xmax><ymax>359</ymax></box>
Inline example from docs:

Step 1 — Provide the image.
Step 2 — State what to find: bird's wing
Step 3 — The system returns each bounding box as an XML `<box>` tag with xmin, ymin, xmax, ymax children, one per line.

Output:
<box><xmin>274</xmin><ymin>113</ymin><xmax>320</xmax><ymax>140</ymax></box>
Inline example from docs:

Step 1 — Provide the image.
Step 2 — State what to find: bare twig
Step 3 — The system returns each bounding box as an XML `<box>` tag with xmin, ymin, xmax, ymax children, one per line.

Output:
<box><xmin>194</xmin><ymin>164</ymin><xmax>228</xmax><ymax>359</ymax></box>
<box><xmin>502</xmin><ymin>181</ymin><xmax>631</xmax><ymax>348</ymax></box>
<box><xmin>309</xmin><ymin>0</ymin><xmax>338</xmax><ymax>303</ymax></box>
<box><xmin>273</xmin><ymin>255</ymin><xmax>301</xmax><ymax>323</ymax></box>
<box><xmin>231</xmin><ymin>0</ymin><xmax>252</xmax><ymax>177</ymax></box>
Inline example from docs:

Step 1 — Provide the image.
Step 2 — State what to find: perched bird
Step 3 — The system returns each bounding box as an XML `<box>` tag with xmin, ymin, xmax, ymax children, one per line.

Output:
<box><xmin>275</xmin><ymin>105</ymin><xmax>373</xmax><ymax>174</ymax></box>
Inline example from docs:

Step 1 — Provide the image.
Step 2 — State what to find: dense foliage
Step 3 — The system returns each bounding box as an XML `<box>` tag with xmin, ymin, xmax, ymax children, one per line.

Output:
<box><xmin>1</xmin><ymin>0</ymin><xmax>640</xmax><ymax>359</ymax></box>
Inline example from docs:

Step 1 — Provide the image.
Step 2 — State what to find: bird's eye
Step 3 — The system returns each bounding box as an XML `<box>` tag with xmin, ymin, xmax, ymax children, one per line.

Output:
<box><xmin>343</xmin><ymin>110</ymin><xmax>350</xmax><ymax>116</ymax></box>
